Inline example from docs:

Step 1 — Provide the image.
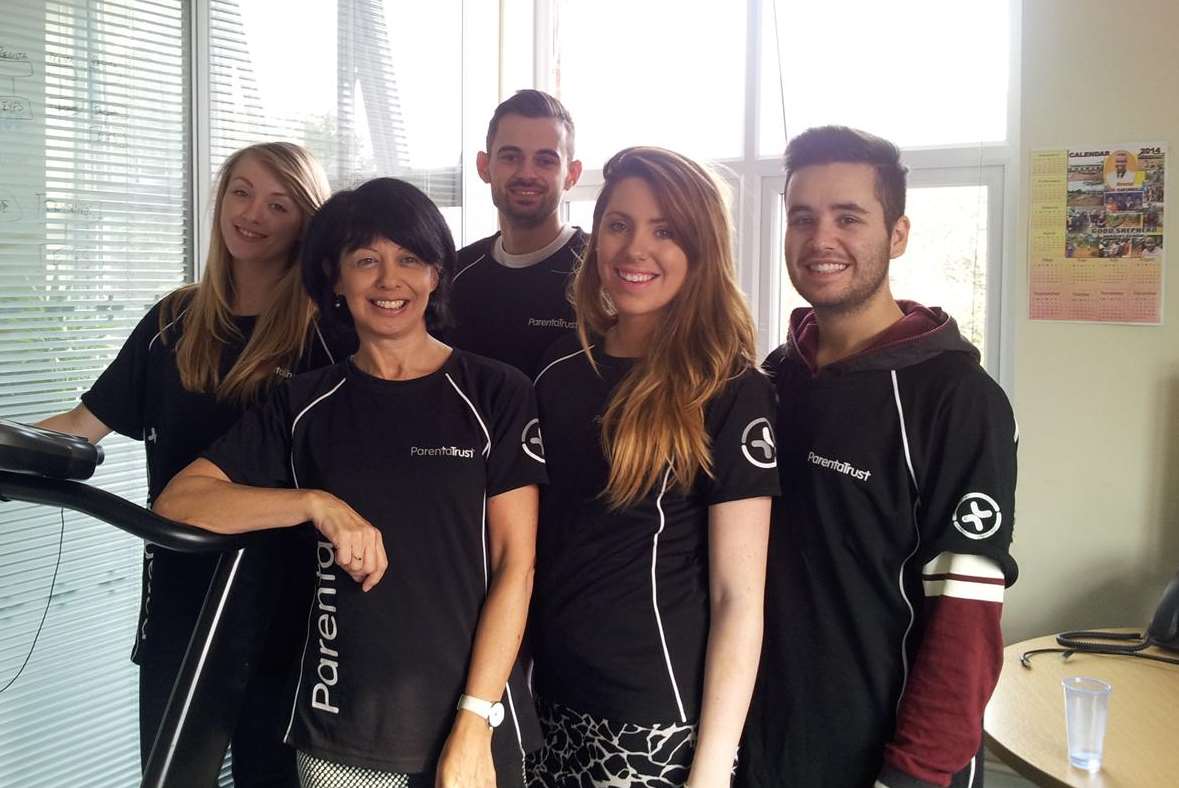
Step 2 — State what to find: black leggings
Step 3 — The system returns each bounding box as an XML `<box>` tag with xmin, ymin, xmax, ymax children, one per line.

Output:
<box><xmin>139</xmin><ymin>656</ymin><xmax>299</xmax><ymax>787</ymax></box>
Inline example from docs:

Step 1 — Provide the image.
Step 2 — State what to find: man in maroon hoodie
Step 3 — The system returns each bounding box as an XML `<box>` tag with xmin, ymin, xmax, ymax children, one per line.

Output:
<box><xmin>739</xmin><ymin>126</ymin><xmax>1018</xmax><ymax>788</ymax></box>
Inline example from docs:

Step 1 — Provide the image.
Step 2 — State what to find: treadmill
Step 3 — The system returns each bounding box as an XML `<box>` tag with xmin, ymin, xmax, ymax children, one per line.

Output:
<box><xmin>0</xmin><ymin>418</ymin><xmax>291</xmax><ymax>788</ymax></box>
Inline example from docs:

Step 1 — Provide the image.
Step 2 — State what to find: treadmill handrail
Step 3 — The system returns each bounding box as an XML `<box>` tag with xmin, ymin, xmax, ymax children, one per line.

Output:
<box><xmin>0</xmin><ymin>470</ymin><xmax>262</xmax><ymax>552</ymax></box>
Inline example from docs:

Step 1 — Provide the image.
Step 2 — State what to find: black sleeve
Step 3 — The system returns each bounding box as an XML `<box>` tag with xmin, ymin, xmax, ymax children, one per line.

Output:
<box><xmin>701</xmin><ymin>368</ymin><xmax>781</xmax><ymax>505</ymax></box>
<box><xmin>916</xmin><ymin>371</ymin><xmax>1019</xmax><ymax>585</ymax></box>
<box><xmin>80</xmin><ymin>302</ymin><xmax>166</xmax><ymax>440</ymax></box>
<box><xmin>484</xmin><ymin>366</ymin><xmax>549</xmax><ymax>498</ymax></box>
<box><xmin>202</xmin><ymin>384</ymin><xmax>294</xmax><ymax>489</ymax></box>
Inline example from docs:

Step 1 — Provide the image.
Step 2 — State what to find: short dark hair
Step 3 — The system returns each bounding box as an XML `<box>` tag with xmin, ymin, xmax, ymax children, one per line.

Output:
<box><xmin>784</xmin><ymin>125</ymin><xmax>908</xmax><ymax>230</ymax></box>
<box><xmin>301</xmin><ymin>178</ymin><xmax>456</xmax><ymax>334</ymax></box>
<box><xmin>485</xmin><ymin>89</ymin><xmax>576</xmax><ymax>158</ymax></box>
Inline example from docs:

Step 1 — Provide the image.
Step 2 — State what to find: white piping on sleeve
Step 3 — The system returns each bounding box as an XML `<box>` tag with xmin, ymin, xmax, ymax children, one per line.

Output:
<box><xmin>533</xmin><ymin>345</ymin><xmax>593</xmax><ymax>385</ymax></box>
<box><xmin>890</xmin><ymin>370</ymin><xmax>922</xmax><ymax>718</ymax></box>
<box><xmin>288</xmin><ymin>378</ymin><xmax>347</xmax><ymax>488</ymax></box>
<box><xmin>148</xmin><ymin>308</ymin><xmax>188</xmax><ymax>352</ymax></box>
<box><xmin>445</xmin><ymin>372</ymin><xmax>491</xmax><ymax>457</ymax></box>
<box><xmin>452</xmin><ymin>253</ymin><xmax>487</xmax><ymax>283</ymax></box>
<box><xmin>651</xmin><ymin>466</ymin><xmax>687</xmax><ymax>723</ymax></box>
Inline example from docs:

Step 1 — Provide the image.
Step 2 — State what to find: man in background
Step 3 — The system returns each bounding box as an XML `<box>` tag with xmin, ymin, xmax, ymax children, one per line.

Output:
<box><xmin>444</xmin><ymin>89</ymin><xmax>585</xmax><ymax>377</ymax></box>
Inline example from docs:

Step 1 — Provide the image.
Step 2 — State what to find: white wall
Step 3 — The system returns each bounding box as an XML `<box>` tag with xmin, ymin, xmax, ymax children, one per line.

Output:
<box><xmin>1006</xmin><ymin>0</ymin><xmax>1179</xmax><ymax>642</ymax></box>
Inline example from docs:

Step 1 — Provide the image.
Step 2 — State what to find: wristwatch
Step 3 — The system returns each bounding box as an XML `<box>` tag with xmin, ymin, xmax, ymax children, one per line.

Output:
<box><xmin>456</xmin><ymin>693</ymin><xmax>505</xmax><ymax>729</ymax></box>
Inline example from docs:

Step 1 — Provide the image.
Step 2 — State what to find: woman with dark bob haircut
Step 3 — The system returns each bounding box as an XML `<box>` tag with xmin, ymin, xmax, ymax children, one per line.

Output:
<box><xmin>157</xmin><ymin>178</ymin><xmax>547</xmax><ymax>788</ymax></box>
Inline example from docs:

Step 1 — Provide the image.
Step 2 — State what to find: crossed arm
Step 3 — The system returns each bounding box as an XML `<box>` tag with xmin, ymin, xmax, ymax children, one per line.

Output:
<box><xmin>157</xmin><ymin>461</ymin><xmax>537</xmax><ymax>788</ymax></box>
<box><xmin>154</xmin><ymin>458</ymin><xmax>389</xmax><ymax>590</ymax></box>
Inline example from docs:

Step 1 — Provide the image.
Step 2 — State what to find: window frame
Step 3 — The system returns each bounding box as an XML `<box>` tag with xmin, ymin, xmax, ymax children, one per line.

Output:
<box><xmin>537</xmin><ymin>0</ymin><xmax>1021</xmax><ymax>388</ymax></box>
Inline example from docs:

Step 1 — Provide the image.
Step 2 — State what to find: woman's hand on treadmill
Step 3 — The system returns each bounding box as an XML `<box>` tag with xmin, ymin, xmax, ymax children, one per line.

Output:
<box><xmin>306</xmin><ymin>491</ymin><xmax>388</xmax><ymax>591</ymax></box>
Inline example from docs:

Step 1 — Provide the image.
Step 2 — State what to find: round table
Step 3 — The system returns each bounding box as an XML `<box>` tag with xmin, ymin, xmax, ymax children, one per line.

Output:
<box><xmin>983</xmin><ymin>631</ymin><xmax>1179</xmax><ymax>787</ymax></box>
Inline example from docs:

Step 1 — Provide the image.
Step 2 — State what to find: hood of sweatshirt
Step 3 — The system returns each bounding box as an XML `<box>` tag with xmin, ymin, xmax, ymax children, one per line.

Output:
<box><xmin>784</xmin><ymin>300</ymin><xmax>980</xmax><ymax>376</ymax></box>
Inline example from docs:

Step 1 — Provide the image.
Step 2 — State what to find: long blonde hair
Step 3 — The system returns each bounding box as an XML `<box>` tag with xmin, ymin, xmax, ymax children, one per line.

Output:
<box><xmin>573</xmin><ymin>147</ymin><xmax>757</xmax><ymax>509</ymax></box>
<box><xmin>161</xmin><ymin>142</ymin><xmax>331</xmax><ymax>404</ymax></box>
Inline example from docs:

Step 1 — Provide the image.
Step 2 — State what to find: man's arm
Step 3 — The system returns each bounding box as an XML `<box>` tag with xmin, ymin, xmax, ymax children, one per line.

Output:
<box><xmin>877</xmin><ymin>554</ymin><xmax>1006</xmax><ymax>787</ymax></box>
<box><xmin>879</xmin><ymin>372</ymin><xmax>1018</xmax><ymax>787</ymax></box>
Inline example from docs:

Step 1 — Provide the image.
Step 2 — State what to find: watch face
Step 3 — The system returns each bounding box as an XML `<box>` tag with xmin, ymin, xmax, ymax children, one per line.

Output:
<box><xmin>488</xmin><ymin>702</ymin><xmax>505</xmax><ymax>728</ymax></box>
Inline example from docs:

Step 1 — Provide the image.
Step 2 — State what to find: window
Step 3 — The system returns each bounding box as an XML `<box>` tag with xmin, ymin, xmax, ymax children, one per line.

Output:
<box><xmin>553</xmin><ymin>0</ymin><xmax>747</xmax><ymax>169</ymax></box>
<box><xmin>204</xmin><ymin>0</ymin><xmax>472</xmax><ymax>257</ymax></box>
<box><xmin>4</xmin><ymin>2</ymin><xmax>490</xmax><ymax>783</ymax></box>
<box><xmin>0</xmin><ymin>0</ymin><xmax>190</xmax><ymax>784</ymax></box>
<box><xmin>544</xmin><ymin>0</ymin><xmax>1015</xmax><ymax>373</ymax></box>
<box><xmin>757</xmin><ymin>0</ymin><xmax>1010</xmax><ymax>154</ymax></box>
<box><xmin>767</xmin><ymin>173</ymin><xmax>1002</xmax><ymax>364</ymax></box>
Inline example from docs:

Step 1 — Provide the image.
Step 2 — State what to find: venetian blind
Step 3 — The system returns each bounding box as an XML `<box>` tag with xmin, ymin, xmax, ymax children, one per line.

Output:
<box><xmin>0</xmin><ymin>1</ymin><xmax>190</xmax><ymax>785</ymax></box>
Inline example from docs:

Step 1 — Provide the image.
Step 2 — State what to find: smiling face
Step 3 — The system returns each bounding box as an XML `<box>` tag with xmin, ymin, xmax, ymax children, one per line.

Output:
<box><xmin>335</xmin><ymin>237</ymin><xmax>439</xmax><ymax>344</ymax></box>
<box><xmin>476</xmin><ymin>114</ymin><xmax>581</xmax><ymax>229</ymax></box>
<box><xmin>217</xmin><ymin>153</ymin><xmax>305</xmax><ymax>268</ymax></box>
<box><xmin>595</xmin><ymin>176</ymin><xmax>689</xmax><ymax>323</ymax></box>
<box><xmin>784</xmin><ymin>161</ymin><xmax>909</xmax><ymax>314</ymax></box>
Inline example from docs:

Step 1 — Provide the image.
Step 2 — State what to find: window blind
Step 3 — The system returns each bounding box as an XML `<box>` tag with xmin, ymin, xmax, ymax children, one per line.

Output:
<box><xmin>0</xmin><ymin>0</ymin><xmax>190</xmax><ymax>785</ymax></box>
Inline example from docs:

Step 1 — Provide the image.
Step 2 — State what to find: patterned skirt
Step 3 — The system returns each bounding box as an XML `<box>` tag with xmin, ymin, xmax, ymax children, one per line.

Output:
<box><xmin>526</xmin><ymin>698</ymin><xmax>698</xmax><ymax>788</ymax></box>
<box><xmin>295</xmin><ymin>751</ymin><xmax>431</xmax><ymax>788</ymax></box>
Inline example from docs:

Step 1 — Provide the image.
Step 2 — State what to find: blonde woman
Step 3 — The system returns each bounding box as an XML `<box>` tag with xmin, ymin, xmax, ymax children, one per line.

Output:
<box><xmin>38</xmin><ymin>142</ymin><xmax>341</xmax><ymax>786</ymax></box>
<box><xmin>528</xmin><ymin>147</ymin><xmax>779</xmax><ymax>787</ymax></box>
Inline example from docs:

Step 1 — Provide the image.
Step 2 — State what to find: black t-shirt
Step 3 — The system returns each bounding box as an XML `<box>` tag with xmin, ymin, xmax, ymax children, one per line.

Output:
<box><xmin>530</xmin><ymin>336</ymin><xmax>780</xmax><ymax>725</ymax></box>
<box><xmin>442</xmin><ymin>229</ymin><xmax>585</xmax><ymax>378</ymax></box>
<box><xmin>80</xmin><ymin>295</ymin><xmax>348</xmax><ymax>667</ymax></box>
<box><xmin>203</xmin><ymin>351</ymin><xmax>547</xmax><ymax>777</ymax></box>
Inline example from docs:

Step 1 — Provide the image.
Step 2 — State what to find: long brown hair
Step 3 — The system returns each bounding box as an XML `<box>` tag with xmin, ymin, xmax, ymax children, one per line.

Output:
<box><xmin>572</xmin><ymin>147</ymin><xmax>757</xmax><ymax>509</ymax></box>
<box><xmin>161</xmin><ymin>142</ymin><xmax>331</xmax><ymax>404</ymax></box>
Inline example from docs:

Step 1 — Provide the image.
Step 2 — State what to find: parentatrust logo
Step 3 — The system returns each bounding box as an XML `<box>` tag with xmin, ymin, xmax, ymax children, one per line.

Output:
<box><xmin>952</xmin><ymin>492</ymin><xmax>1002</xmax><ymax>540</ymax></box>
<box><xmin>528</xmin><ymin>317</ymin><xmax>577</xmax><ymax>329</ymax></box>
<box><xmin>521</xmin><ymin>418</ymin><xmax>545</xmax><ymax>463</ymax></box>
<box><xmin>410</xmin><ymin>445</ymin><xmax>476</xmax><ymax>459</ymax></box>
<box><xmin>807</xmin><ymin>451</ymin><xmax>871</xmax><ymax>482</ymax></box>
<box><xmin>740</xmin><ymin>418</ymin><xmax>777</xmax><ymax>469</ymax></box>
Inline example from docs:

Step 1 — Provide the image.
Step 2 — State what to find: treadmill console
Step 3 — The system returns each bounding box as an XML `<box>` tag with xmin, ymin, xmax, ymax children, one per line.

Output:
<box><xmin>0</xmin><ymin>419</ymin><xmax>104</xmax><ymax>480</ymax></box>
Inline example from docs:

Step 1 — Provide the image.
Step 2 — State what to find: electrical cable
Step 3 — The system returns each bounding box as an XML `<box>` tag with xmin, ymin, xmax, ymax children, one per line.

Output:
<box><xmin>1020</xmin><ymin>647</ymin><xmax>1179</xmax><ymax>669</ymax></box>
<box><xmin>0</xmin><ymin>507</ymin><xmax>66</xmax><ymax>694</ymax></box>
<box><xmin>1020</xmin><ymin>629</ymin><xmax>1179</xmax><ymax>669</ymax></box>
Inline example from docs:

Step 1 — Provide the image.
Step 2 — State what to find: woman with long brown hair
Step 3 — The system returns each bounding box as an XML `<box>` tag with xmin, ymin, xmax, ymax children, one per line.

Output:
<box><xmin>527</xmin><ymin>146</ymin><xmax>779</xmax><ymax>787</ymax></box>
<box><xmin>38</xmin><ymin>141</ymin><xmax>341</xmax><ymax>786</ymax></box>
